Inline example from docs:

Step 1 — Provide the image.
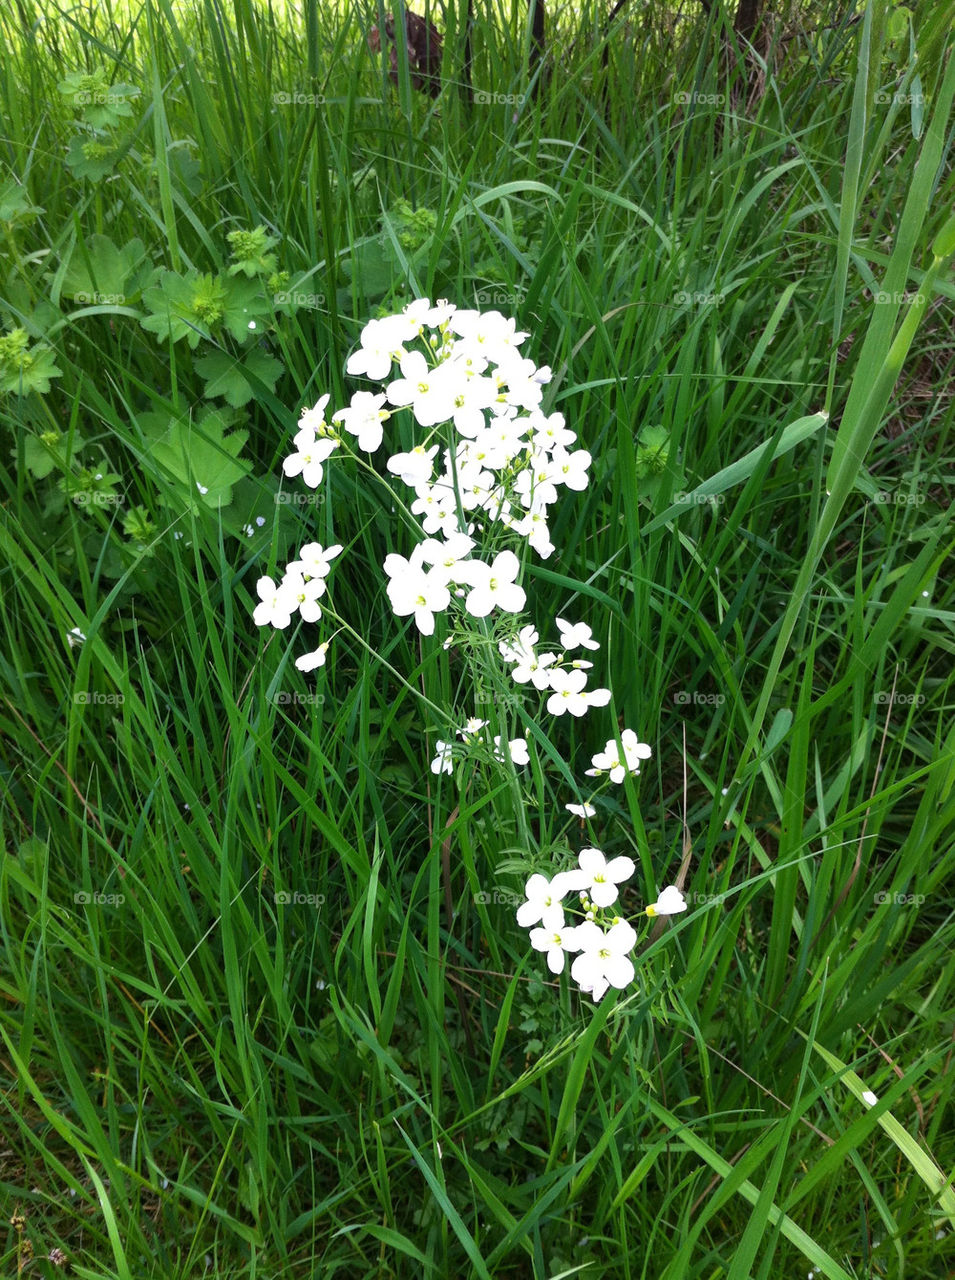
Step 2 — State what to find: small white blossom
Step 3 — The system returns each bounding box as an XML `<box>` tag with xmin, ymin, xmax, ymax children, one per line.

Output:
<box><xmin>586</xmin><ymin>729</ymin><xmax>653</xmax><ymax>783</ymax></box>
<box><xmin>253</xmin><ymin>576</ymin><xmax>297</xmax><ymax>629</ymax></box>
<box><xmin>295</xmin><ymin>642</ymin><xmax>330</xmax><ymax>672</ymax></box>
<box><xmin>576</xmin><ymin>847</ymin><xmax>636</xmax><ymax>907</ymax></box>
<box><xmin>529</xmin><ymin>924</ymin><xmax>580</xmax><ymax>975</ymax></box>
<box><xmin>334</xmin><ymin>390</ymin><xmax>390</xmax><ymax>452</ymax></box>
<box><xmin>570</xmin><ymin>918</ymin><xmax>638</xmax><ymax>1002</ymax></box>
<box><xmin>492</xmin><ymin>735</ymin><xmax>529</xmax><ymax>765</ymax></box>
<box><xmin>545</xmin><ymin>668</ymin><xmax>611</xmax><ymax>717</ymax></box>
<box><xmin>430</xmin><ymin>740</ymin><xmax>454</xmax><ymax>775</ymax></box>
<box><xmin>555</xmin><ymin>617</ymin><xmax>600</xmax><ymax>651</ymax></box>
<box><xmin>457</xmin><ymin>550</ymin><xmax>525</xmax><ymax>619</ymax></box>
<box><xmin>645</xmin><ymin>885</ymin><xmax>687</xmax><ymax>917</ymax></box>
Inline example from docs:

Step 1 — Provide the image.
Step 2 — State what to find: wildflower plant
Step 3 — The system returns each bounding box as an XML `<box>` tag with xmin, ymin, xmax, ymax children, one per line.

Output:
<box><xmin>255</xmin><ymin>297</ymin><xmax>683</xmax><ymax>1006</ymax></box>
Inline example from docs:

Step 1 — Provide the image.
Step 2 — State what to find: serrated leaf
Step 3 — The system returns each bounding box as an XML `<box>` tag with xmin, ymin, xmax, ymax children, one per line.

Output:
<box><xmin>140</xmin><ymin>271</ymin><xmax>212</xmax><ymax>348</ymax></box>
<box><xmin>22</xmin><ymin>436</ymin><xmax>58</xmax><ymax>478</ymax></box>
<box><xmin>140</xmin><ymin>408</ymin><xmax>251</xmax><ymax>507</ymax></box>
<box><xmin>194</xmin><ymin>347</ymin><xmax>284</xmax><ymax>408</ymax></box>
<box><xmin>62</xmin><ymin>234</ymin><xmax>150</xmax><ymax>306</ymax></box>
<box><xmin>0</xmin><ymin>346</ymin><xmax>63</xmax><ymax>396</ymax></box>
<box><xmin>0</xmin><ymin>180</ymin><xmax>43</xmax><ymax>225</ymax></box>
<box><xmin>220</xmin><ymin>277</ymin><xmax>272</xmax><ymax>342</ymax></box>
<box><xmin>64</xmin><ymin>134</ymin><xmax>122</xmax><ymax>182</ymax></box>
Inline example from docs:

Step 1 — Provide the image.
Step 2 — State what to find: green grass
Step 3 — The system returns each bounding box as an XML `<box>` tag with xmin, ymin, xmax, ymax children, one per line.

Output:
<box><xmin>1</xmin><ymin>0</ymin><xmax>954</xmax><ymax>1276</ymax></box>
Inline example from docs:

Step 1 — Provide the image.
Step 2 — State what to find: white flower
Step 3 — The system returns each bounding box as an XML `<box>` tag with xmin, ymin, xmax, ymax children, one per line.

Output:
<box><xmin>282</xmin><ymin>434</ymin><xmax>339</xmax><ymax>488</ymax></box>
<box><xmin>516</xmin><ymin>872</ymin><xmax>578</xmax><ymax>930</ymax></box>
<box><xmin>383</xmin><ymin>555</ymin><xmax>450</xmax><ymax>635</ymax></box>
<box><xmin>66</xmin><ymin>627</ymin><xmax>87</xmax><ymax>649</ymax></box>
<box><xmin>253</xmin><ymin>576</ymin><xmax>297</xmax><ymax>629</ymax></box>
<box><xmin>404</xmin><ymin>296</ymin><xmax>456</xmax><ymax>330</ymax></box>
<box><xmin>298</xmin><ymin>393</ymin><xmax>333</xmax><ymax>434</ymax></box>
<box><xmin>551</xmin><ymin>447</ymin><xmax>592</xmax><ymax>492</ymax></box>
<box><xmin>295</xmin><ymin>642</ymin><xmax>330</xmax><ymax>672</ymax></box>
<box><xmin>346</xmin><ymin>316</ymin><xmax>412</xmax><ymax>379</ymax></box>
<box><xmin>430</xmin><ymin>740</ymin><xmax>454</xmax><ymax>774</ymax></box>
<box><xmin>410</xmin><ymin>484</ymin><xmax>458</xmax><ymax>536</ymax></box>
<box><xmin>575</xmin><ymin>847</ymin><xmax>635</xmax><ymax>907</ymax></box>
<box><xmin>545</xmin><ymin>668</ymin><xmax>611</xmax><ymax>717</ymax></box>
<box><xmin>529</xmin><ymin>924</ymin><xmax>580</xmax><ymax>975</ymax></box>
<box><xmin>514</xmin><ymin>451</ymin><xmax>559</xmax><ymax>509</ymax></box>
<box><xmin>570</xmin><ymin>918</ymin><xmax>638</xmax><ymax>1001</ymax></box>
<box><xmin>645</xmin><ymin>885</ymin><xmax>687</xmax><ymax>917</ymax></box>
<box><xmin>287</xmin><ymin>541</ymin><xmax>343</xmax><ymax>580</ymax></box>
<box><xmin>530</xmin><ymin>409</ymin><xmax>575</xmax><ymax>452</ymax></box>
<box><xmin>861</xmin><ymin>1090</ymin><xmax>879</xmax><ymax>1107</ymax></box>
<box><xmin>499</xmin><ymin>625</ymin><xmax>557</xmax><ymax>688</ymax></box>
<box><xmin>283</xmin><ymin>571</ymin><xmax>325</xmax><ymax>623</ymax></box>
<box><xmin>387</xmin><ymin>444</ymin><xmax>439</xmax><ymax>486</ymax></box>
<box><xmin>414</xmin><ymin>532</ymin><xmax>476</xmax><ymax>584</ymax></box>
<box><xmin>457</xmin><ymin>717</ymin><xmax>488</xmax><ymax>742</ymax></box>
<box><xmin>386</xmin><ymin>350</ymin><xmax>458</xmax><ymax>427</ymax></box>
<box><xmin>565</xmin><ymin>802</ymin><xmax>596</xmax><ymax>818</ymax></box>
<box><xmin>555</xmin><ymin>617</ymin><xmax>600</xmax><ymax>651</ymax></box>
<box><xmin>458</xmin><ymin>549</ymin><xmax>525</xmax><ymax>618</ymax></box>
<box><xmin>492</xmin><ymin>735</ymin><xmax>529</xmax><ymax>765</ymax></box>
<box><xmin>333</xmin><ymin>390</ymin><xmax>390</xmax><ymax>452</ymax></box>
<box><xmin>585</xmin><ymin>729</ymin><xmax>653</xmax><ymax>783</ymax></box>
<box><xmin>450</xmin><ymin>309</ymin><xmax>528</xmax><ymax>354</ymax></box>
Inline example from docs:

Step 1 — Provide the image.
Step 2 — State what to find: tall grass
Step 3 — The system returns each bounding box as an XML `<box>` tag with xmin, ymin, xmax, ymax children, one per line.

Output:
<box><xmin>1</xmin><ymin>0</ymin><xmax>953</xmax><ymax>1276</ymax></box>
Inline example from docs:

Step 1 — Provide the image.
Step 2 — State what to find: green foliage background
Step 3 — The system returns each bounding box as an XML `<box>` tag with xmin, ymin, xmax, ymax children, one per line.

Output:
<box><xmin>1</xmin><ymin>0</ymin><xmax>953</xmax><ymax>1275</ymax></box>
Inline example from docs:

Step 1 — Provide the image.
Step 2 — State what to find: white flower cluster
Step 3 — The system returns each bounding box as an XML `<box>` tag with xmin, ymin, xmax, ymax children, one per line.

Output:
<box><xmin>253</xmin><ymin>297</ymin><xmax>684</xmax><ymax>1008</ymax></box>
<box><xmin>253</xmin><ymin>541</ymin><xmax>341</xmax><ymax>671</ymax></box>
<box><xmin>517</xmin><ymin>855</ymin><xmax>687</xmax><ymax>1003</ymax></box>
<box><xmin>255</xmin><ymin>297</ymin><xmax>594</xmax><ymax>648</ymax></box>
